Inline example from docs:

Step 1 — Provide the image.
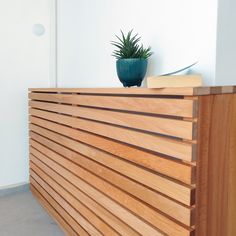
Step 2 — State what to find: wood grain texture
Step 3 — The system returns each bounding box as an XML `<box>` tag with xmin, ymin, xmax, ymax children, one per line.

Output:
<box><xmin>195</xmin><ymin>95</ymin><xmax>212</xmax><ymax>236</ymax></box>
<box><xmin>29</xmin><ymin>144</ymin><xmax>193</xmax><ymax>236</ymax></box>
<box><xmin>29</xmin><ymin>87</ymin><xmax>196</xmax><ymax>95</ymax></box>
<box><xmin>227</xmin><ymin>96</ymin><xmax>236</xmax><ymax>236</ymax></box>
<box><xmin>29</xmin><ymin>126</ymin><xmax>194</xmax><ymax>206</ymax></box>
<box><xmin>29</xmin><ymin>86</ymin><xmax>236</xmax><ymax>236</ymax></box>
<box><xmin>30</xmin><ymin>163</ymin><xmax>119</xmax><ymax>236</ymax></box>
<box><xmin>29</xmin><ymin>115</ymin><xmax>195</xmax><ymax>162</ymax></box>
<box><xmin>31</xmin><ymin>157</ymin><xmax>140</xmax><ymax>236</ymax></box>
<box><xmin>30</xmin><ymin>155</ymin><xmax>163</xmax><ymax>236</ymax></box>
<box><xmin>30</xmin><ymin>136</ymin><xmax>194</xmax><ymax>226</ymax></box>
<box><xmin>31</xmin><ymin>158</ymin><xmax>163</xmax><ymax>236</ymax></box>
<box><xmin>29</xmin><ymin>93</ymin><xmax>196</xmax><ymax>117</ymax></box>
<box><xmin>29</xmin><ymin>86</ymin><xmax>236</xmax><ymax>95</ymax></box>
<box><xmin>28</xmin><ymin>89</ymin><xmax>196</xmax><ymax>236</ymax></box>
<box><xmin>29</xmin><ymin>123</ymin><xmax>195</xmax><ymax>185</ymax></box>
<box><xmin>31</xmin><ymin>184</ymin><xmax>87</xmax><ymax>236</ymax></box>
<box><xmin>29</xmin><ymin>106</ymin><xmax>194</xmax><ymax>140</ymax></box>
<box><xmin>28</xmin><ymin>88</ymin><xmax>236</xmax><ymax>236</ymax></box>
<box><xmin>31</xmin><ymin>171</ymin><xmax>102</xmax><ymax>236</ymax></box>
<box><xmin>30</xmin><ymin>146</ymin><xmax>191</xmax><ymax>235</ymax></box>
<box><xmin>196</xmin><ymin>94</ymin><xmax>236</xmax><ymax>236</ymax></box>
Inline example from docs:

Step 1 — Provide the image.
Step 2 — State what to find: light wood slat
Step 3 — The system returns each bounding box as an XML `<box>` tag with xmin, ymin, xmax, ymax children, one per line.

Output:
<box><xmin>30</xmin><ymin>139</ymin><xmax>194</xmax><ymax>226</ymax></box>
<box><xmin>195</xmin><ymin>96</ymin><xmax>212</xmax><ymax>236</ymax></box>
<box><xmin>29</xmin><ymin>145</ymin><xmax>193</xmax><ymax>236</ymax></box>
<box><xmin>30</xmin><ymin>184</ymin><xmax>87</xmax><ymax>236</ymax></box>
<box><xmin>29</xmin><ymin>93</ymin><xmax>196</xmax><ymax>118</ymax></box>
<box><xmin>30</xmin><ymin>152</ymin><xmax>163</xmax><ymax>236</ymax></box>
<box><xmin>29</xmin><ymin>123</ymin><xmax>195</xmax><ymax>185</ymax></box>
<box><xmin>29</xmin><ymin>115</ymin><xmax>195</xmax><ymax>162</ymax></box>
<box><xmin>30</xmin><ymin>156</ymin><xmax>140</xmax><ymax>236</ymax></box>
<box><xmin>29</xmin><ymin>127</ymin><xmax>194</xmax><ymax>206</ymax></box>
<box><xmin>30</xmin><ymin>170</ymin><xmax>103</xmax><ymax>236</ymax></box>
<box><xmin>30</xmin><ymin>162</ymin><xmax>119</xmax><ymax>236</ymax></box>
<box><xmin>196</xmin><ymin>94</ymin><xmax>236</xmax><ymax>236</ymax></box>
<box><xmin>29</xmin><ymin>104</ymin><xmax>194</xmax><ymax>139</ymax></box>
<box><xmin>228</xmin><ymin>94</ymin><xmax>236</xmax><ymax>236</ymax></box>
<box><xmin>28</xmin><ymin>86</ymin><xmax>236</xmax><ymax>95</ymax></box>
<box><xmin>29</xmin><ymin>87</ymin><xmax>197</xmax><ymax>95</ymax></box>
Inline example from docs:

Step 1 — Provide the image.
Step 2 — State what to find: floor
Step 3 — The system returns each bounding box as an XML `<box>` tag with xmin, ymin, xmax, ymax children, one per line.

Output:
<box><xmin>0</xmin><ymin>189</ymin><xmax>64</xmax><ymax>236</ymax></box>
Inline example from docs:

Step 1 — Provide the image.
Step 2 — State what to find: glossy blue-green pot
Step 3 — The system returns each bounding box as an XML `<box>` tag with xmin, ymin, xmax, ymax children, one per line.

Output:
<box><xmin>116</xmin><ymin>58</ymin><xmax>148</xmax><ymax>87</ymax></box>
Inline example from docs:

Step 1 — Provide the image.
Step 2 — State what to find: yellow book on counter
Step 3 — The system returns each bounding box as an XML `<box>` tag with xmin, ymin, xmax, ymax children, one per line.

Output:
<box><xmin>147</xmin><ymin>74</ymin><xmax>203</xmax><ymax>88</ymax></box>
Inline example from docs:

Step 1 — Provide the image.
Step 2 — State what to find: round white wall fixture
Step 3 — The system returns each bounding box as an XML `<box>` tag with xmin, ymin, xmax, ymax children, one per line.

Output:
<box><xmin>32</xmin><ymin>24</ymin><xmax>45</xmax><ymax>36</ymax></box>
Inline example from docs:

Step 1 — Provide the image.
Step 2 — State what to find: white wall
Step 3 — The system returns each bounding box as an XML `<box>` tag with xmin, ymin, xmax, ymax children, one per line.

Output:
<box><xmin>57</xmin><ymin>0</ymin><xmax>218</xmax><ymax>87</ymax></box>
<box><xmin>0</xmin><ymin>0</ymin><xmax>54</xmax><ymax>188</ymax></box>
<box><xmin>215</xmin><ymin>0</ymin><xmax>236</xmax><ymax>85</ymax></box>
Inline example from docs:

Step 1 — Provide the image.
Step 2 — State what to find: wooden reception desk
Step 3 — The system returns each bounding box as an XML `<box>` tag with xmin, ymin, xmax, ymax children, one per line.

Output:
<box><xmin>28</xmin><ymin>87</ymin><xmax>236</xmax><ymax>236</ymax></box>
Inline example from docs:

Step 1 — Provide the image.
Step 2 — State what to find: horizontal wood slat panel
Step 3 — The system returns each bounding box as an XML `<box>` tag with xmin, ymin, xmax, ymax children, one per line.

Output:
<box><xmin>29</xmin><ymin>104</ymin><xmax>194</xmax><ymax>139</ymax></box>
<box><xmin>29</xmin><ymin>125</ymin><xmax>195</xmax><ymax>185</ymax></box>
<box><xmin>29</xmin><ymin>115</ymin><xmax>195</xmax><ymax>162</ymax></box>
<box><xmin>30</xmin><ymin>163</ymin><xmax>119</xmax><ymax>236</ymax></box>
<box><xmin>30</xmin><ymin>155</ymin><xmax>164</xmax><ymax>236</ymax></box>
<box><xmin>29</xmin><ymin>145</ymin><xmax>193</xmax><ymax>236</ymax></box>
<box><xmin>30</xmin><ymin>184</ymin><xmax>87</xmax><ymax>236</ymax></box>
<box><xmin>29</xmin><ymin>88</ymin><xmax>236</xmax><ymax>236</ymax></box>
<box><xmin>29</xmin><ymin>123</ymin><xmax>195</xmax><ymax>185</ymax></box>
<box><xmin>29</xmin><ymin>92</ymin><xmax>196</xmax><ymax>118</ymax></box>
<box><xmin>30</xmin><ymin>157</ymin><xmax>140</xmax><ymax>236</ymax></box>
<box><xmin>29</xmin><ymin>126</ymin><xmax>195</xmax><ymax>185</ymax></box>
<box><xmin>30</xmin><ymin>137</ymin><xmax>194</xmax><ymax>226</ymax></box>
<box><xmin>29</xmin><ymin>89</ymin><xmax>198</xmax><ymax>236</ymax></box>
<box><xmin>31</xmin><ymin>171</ymin><xmax>102</xmax><ymax>236</ymax></box>
<box><xmin>29</xmin><ymin>127</ymin><xmax>194</xmax><ymax>206</ymax></box>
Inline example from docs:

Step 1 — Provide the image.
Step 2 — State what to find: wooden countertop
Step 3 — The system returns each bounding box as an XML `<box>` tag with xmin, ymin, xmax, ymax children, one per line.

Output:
<box><xmin>29</xmin><ymin>86</ymin><xmax>236</xmax><ymax>96</ymax></box>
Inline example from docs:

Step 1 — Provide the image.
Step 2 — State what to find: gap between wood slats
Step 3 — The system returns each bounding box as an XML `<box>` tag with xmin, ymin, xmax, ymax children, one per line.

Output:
<box><xmin>28</xmin><ymin>106</ymin><xmax>197</xmax><ymax>147</ymax></box>
<box><xmin>28</xmin><ymin>103</ymin><xmax>198</xmax><ymax>165</ymax></box>
<box><xmin>29</xmin><ymin>150</ymin><xmax>193</xmax><ymax>235</ymax></box>
<box><xmin>28</xmin><ymin>108</ymin><xmax>197</xmax><ymax>151</ymax></box>
<box><xmin>28</xmin><ymin>92</ymin><xmax>197</xmax><ymax>118</ymax></box>
<box><xmin>30</xmin><ymin>161</ymin><xmax>142</xmax><ymax>236</ymax></box>
<box><xmin>29</xmin><ymin>129</ymin><xmax>195</xmax><ymax>206</ymax></box>
<box><xmin>29</xmin><ymin>114</ymin><xmax>195</xmax><ymax>162</ymax></box>
<box><xmin>28</xmin><ymin>118</ymin><xmax>196</xmax><ymax>184</ymax></box>
<box><xmin>29</xmin><ymin>152</ymin><xmax>193</xmax><ymax>236</ymax></box>
<box><xmin>30</xmin><ymin>185</ymin><xmax>86</xmax><ymax>236</ymax></box>
<box><xmin>30</xmin><ymin>163</ymin><xmax>120</xmax><ymax>236</ymax></box>
<box><xmin>28</xmin><ymin>113</ymin><xmax>196</xmax><ymax>165</ymax></box>
<box><xmin>30</xmin><ymin>118</ymin><xmax>195</xmax><ymax>188</ymax></box>
<box><xmin>28</xmin><ymin>102</ymin><xmax>196</xmax><ymax>140</ymax></box>
<box><xmin>31</xmin><ymin>159</ymin><xmax>140</xmax><ymax>236</ymax></box>
<box><xmin>31</xmin><ymin>170</ymin><xmax>104</xmax><ymax>236</ymax></box>
<box><xmin>29</xmin><ymin>106</ymin><xmax>196</xmax><ymax>169</ymax></box>
<box><xmin>29</xmin><ymin>137</ymin><xmax>194</xmax><ymax>226</ymax></box>
<box><xmin>29</xmin><ymin>107</ymin><xmax>193</xmax><ymax>142</ymax></box>
<box><xmin>29</xmin><ymin>125</ymin><xmax>194</xmax><ymax>206</ymax></box>
<box><xmin>32</xmin><ymin>158</ymin><xmax>162</xmax><ymax>236</ymax></box>
<box><xmin>29</xmin><ymin>99</ymin><xmax>195</xmax><ymax>123</ymax></box>
<box><xmin>28</xmin><ymin>122</ymin><xmax>196</xmax><ymax>190</ymax></box>
<box><xmin>28</xmin><ymin>124</ymin><xmax>195</xmax><ymax>186</ymax></box>
<box><xmin>30</xmin><ymin>161</ymin><xmax>163</xmax><ymax>236</ymax></box>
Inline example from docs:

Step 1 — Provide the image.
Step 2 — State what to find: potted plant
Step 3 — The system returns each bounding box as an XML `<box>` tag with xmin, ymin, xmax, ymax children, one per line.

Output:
<box><xmin>111</xmin><ymin>30</ymin><xmax>153</xmax><ymax>87</ymax></box>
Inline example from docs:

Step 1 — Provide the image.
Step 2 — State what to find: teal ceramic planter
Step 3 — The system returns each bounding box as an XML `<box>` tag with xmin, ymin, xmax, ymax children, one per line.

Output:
<box><xmin>116</xmin><ymin>58</ymin><xmax>148</xmax><ymax>87</ymax></box>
